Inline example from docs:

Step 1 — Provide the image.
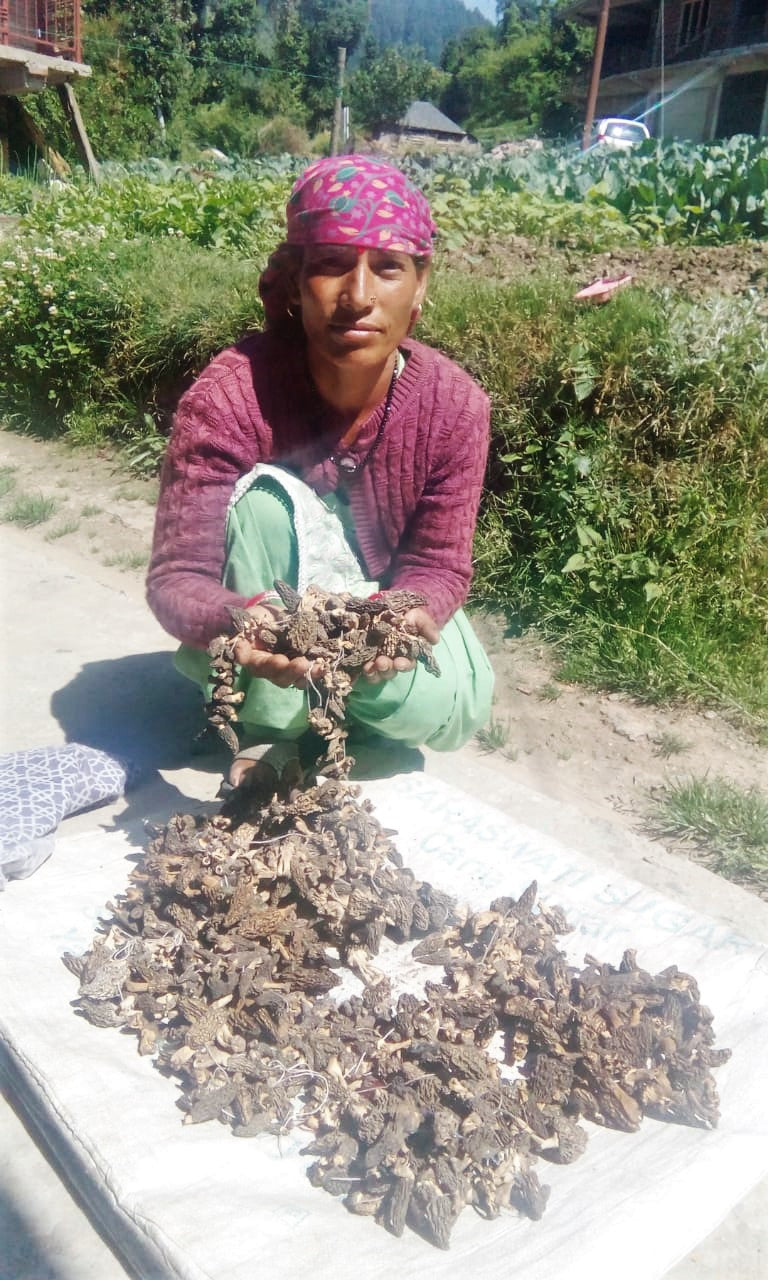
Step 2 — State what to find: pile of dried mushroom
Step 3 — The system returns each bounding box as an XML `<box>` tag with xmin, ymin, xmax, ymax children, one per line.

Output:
<box><xmin>65</xmin><ymin>585</ymin><xmax>731</xmax><ymax>1249</ymax></box>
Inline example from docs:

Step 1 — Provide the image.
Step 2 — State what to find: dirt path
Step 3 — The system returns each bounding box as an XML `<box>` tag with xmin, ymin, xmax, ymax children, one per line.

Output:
<box><xmin>2</xmin><ymin>426</ymin><xmax>766</xmax><ymax>893</ymax></box>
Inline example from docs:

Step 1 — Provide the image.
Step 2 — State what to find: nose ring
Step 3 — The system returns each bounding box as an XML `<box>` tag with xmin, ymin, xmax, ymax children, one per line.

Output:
<box><xmin>370</xmin><ymin>294</ymin><xmax>377</xmax><ymax>303</ymax></box>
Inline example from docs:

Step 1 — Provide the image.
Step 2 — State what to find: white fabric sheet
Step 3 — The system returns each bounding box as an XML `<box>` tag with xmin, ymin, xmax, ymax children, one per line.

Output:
<box><xmin>1</xmin><ymin>773</ymin><xmax>767</xmax><ymax>1280</ymax></box>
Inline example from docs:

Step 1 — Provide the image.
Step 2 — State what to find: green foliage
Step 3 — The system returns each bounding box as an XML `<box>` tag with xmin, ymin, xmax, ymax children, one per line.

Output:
<box><xmin>70</xmin><ymin>0</ymin><xmax>368</xmax><ymax>161</ymax></box>
<box><xmin>475</xmin><ymin>712</ymin><xmax>513</xmax><ymax>753</ymax></box>
<box><xmin>256</xmin><ymin>117</ymin><xmax>311</xmax><ymax>156</ymax></box>
<box><xmin>261</xmin><ymin>1</ymin><xmax>310</xmax><ymax>120</ymax></box>
<box><xmin>0</xmin><ymin>226</ymin><xmax>264</xmax><ymax>441</ymax></box>
<box><xmin>649</xmin><ymin>776</ymin><xmax>768</xmax><ymax>885</ymax></box>
<box><xmin>299</xmin><ymin>0</ymin><xmax>368</xmax><ymax>133</ymax></box>
<box><xmin>120</xmin><ymin>0</ymin><xmax>195</xmax><ymax>119</ymax></box>
<box><xmin>425</xmin><ymin>177</ymin><xmax>637</xmax><ymax>250</ymax></box>
<box><xmin>396</xmin><ymin>138</ymin><xmax>768</xmax><ymax>245</ymax></box>
<box><xmin>192</xmin><ymin>0</ymin><xmax>274</xmax><ymax>104</ymax></box>
<box><xmin>368</xmin><ymin>0</ymin><xmax>490</xmax><ymax>65</ymax></box>
<box><xmin>440</xmin><ymin>1</ymin><xmax>590</xmax><ymax>136</ymax></box>
<box><xmin>422</xmin><ymin>272</ymin><xmax>768</xmax><ymax>720</ymax></box>
<box><xmin>0</xmin><ymin>176</ymin><xmax>39</xmax><ymax>214</ymax></box>
<box><xmin>172</xmin><ymin>101</ymin><xmax>265</xmax><ymax>158</ymax></box>
<box><xmin>350</xmin><ymin>38</ymin><xmax>448</xmax><ymax>135</ymax></box>
<box><xmin>58</xmin><ymin>14</ymin><xmax>165</xmax><ymax>160</ymax></box>
<box><xmin>2</xmin><ymin>492</ymin><xmax>58</xmax><ymax>526</ymax></box>
<box><xmin>14</xmin><ymin>171</ymin><xmax>289</xmax><ymax>252</ymax></box>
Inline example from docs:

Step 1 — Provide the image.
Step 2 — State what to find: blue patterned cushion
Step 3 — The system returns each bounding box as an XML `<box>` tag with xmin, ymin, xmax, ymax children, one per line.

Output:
<box><xmin>0</xmin><ymin>745</ymin><xmax>137</xmax><ymax>887</ymax></box>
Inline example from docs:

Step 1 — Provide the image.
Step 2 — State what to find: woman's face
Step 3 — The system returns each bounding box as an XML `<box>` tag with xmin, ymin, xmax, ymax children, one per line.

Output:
<box><xmin>295</xmin><ymin>244</ymin><xmax>429</xmax><ymax>369</ymax></box>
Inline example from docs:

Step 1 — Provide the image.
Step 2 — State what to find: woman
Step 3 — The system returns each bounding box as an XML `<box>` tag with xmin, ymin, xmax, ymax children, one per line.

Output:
<box><xmin>147</xmin><ymin>154</ymin><xmax>494</xmax><ymax>767</ymax></box>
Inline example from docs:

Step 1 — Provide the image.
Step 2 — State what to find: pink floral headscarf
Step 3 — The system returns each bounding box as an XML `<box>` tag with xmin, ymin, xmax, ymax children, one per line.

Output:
<box><xmin>259</xmin><ymin>155</ymin><xmax>436</xmax><ymax>327</ymax></box>
<box><xmin>285</xmin><ymin>154</ymin><xmax>436</xmax><ymax>256</ymax></box>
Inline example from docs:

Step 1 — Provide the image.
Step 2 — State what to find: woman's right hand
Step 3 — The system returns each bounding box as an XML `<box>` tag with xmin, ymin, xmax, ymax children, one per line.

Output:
<box><xmin>232</xmin><ymin>604</ymin><xmax>315</xmax><ymax>689</ymax></box>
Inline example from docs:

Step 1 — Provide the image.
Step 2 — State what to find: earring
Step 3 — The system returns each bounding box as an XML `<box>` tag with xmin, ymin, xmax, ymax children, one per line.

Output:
<box><xmin>408</xmin><ymin>303</ymin><xmax>423</xmax><ymax>334</ymax></box>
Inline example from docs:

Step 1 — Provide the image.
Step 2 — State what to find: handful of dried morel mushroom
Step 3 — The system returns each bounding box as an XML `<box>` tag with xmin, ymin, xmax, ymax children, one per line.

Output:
<box><xmin>205</xmin><ymin>581</ymin><xmax>439</xmax><ymax>772</ymax></box>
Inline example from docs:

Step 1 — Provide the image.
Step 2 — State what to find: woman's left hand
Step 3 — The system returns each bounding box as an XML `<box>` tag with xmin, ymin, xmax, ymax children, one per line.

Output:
<box><xmin>362</xmin><ymin>607</ymin><xmax>441</xmax><ymax>684</ymax></box>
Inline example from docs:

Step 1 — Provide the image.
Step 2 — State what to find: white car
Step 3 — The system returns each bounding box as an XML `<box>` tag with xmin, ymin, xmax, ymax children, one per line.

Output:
<box><xmin>594</xmin><ymin>117</ymin><xmax>650</xmax><ymax>150</ymax></box>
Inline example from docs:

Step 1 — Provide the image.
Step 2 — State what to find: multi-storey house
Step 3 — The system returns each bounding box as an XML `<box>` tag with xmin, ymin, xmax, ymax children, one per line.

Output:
<box><xmin>571</xmin><ymin>0</ymin><xmax>768</xmax><ymax>139</ymax></box>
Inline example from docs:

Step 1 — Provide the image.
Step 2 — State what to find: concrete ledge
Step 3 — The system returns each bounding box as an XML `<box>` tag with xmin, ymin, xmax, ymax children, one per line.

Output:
<box><xmin>0</xmin><ymin>45</ymin><xmax>90</xmax><ymax>93</ymax></box>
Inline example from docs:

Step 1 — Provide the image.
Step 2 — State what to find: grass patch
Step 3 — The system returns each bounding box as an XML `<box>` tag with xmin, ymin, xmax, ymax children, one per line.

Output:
<box><xmin>80</xmin><ymin>503</ymin><xmax>103</xmax><ymax>517</ymax></box>
<box><xmin>0</xmin><ymin>465</ymin><xmax>17</xmax><ymax>498</ymax></box>
<box><xmin>45</xmin><ymin>518</ymin><xmax>81</xmax><ymax>540</ymax></box>
<box><xmin>102</xmin><ymin>550</ymin><xmax>148</xmax><ymax>570</ymax></box>
<box><xmin>653</xmin><ymin>731</ymin><xmax>691</xmax><ymax>759</ymax></box>
<box><xmin>3</xmin><ymin>492</ymin><xmax>58</xmax><ymax>527</ymax></box>
<box><xmin>475</xmin><ymin>713</ymin><xmax>514</xmax><ymax>755</ymax></box>
<box><xmin>115</xmin><ymin>484</ymin><xmax>154</xmax><ymax>502</ymax></box>
<box><xmin>649</xmin><ymin>776</ymin><xmax>768</xmax><ymax>887</ymax></box>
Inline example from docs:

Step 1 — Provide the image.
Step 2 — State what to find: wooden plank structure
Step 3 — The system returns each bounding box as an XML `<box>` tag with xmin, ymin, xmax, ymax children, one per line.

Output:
<box><xmin>0</xmin><ymin>0</ymin><xmax>98</xmax><ymax>178</ymax></box>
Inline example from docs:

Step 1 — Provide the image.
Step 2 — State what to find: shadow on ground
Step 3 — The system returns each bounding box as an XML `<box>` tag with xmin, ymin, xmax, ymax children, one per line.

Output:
<box><xmin>0</xmin><ymin>1184</ymin><xmax>66</xmax><ymax>1280</ymax></box>
<box><xmin>49</xmin><ymin>651</ymin><xmax>227</xmax><ymax>841</ymax></box>
<box><xmin>50</xmin><ymin>652</ymin><xmax>205</xmax><ymax>770</ymax></box>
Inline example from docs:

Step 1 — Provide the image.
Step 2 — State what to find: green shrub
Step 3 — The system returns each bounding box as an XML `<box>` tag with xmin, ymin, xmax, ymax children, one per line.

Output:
<box><xmin>423</xmin><ymin>272</ymin><xmax>768</xmax><ymax>720</ymax></box>
<box><xmin>0</xmin><ymin>233</ymin><xmax>263</xmax><ymax>439</ymax></box>
<box><xmin>16</xmin><ymin>173</ymin><xmax>288</xmax><ymax>255</ymax></box>
<box><xmin>173</xmin><ymin>101</ymin><xmax>265</xmax><ymax>160</ymax></box>
<box><xmin>257</xmin><ymin>116</ymin><xmax>311</xmax><ymax>156</ymax></box>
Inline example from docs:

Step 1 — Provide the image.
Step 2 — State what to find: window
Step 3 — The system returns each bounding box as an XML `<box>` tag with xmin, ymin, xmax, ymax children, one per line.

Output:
<box><xmin>678</xmin><ymin>0</ymin><xmax>710</xmax><ymax>48</ymax></box>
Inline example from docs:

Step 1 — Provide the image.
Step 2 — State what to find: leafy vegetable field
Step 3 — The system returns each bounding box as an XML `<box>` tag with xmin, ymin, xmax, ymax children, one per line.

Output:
<box><xmin>1</xmin><ymin>141</ymin><xmax>767</xmax><ymax>723</ymax></box>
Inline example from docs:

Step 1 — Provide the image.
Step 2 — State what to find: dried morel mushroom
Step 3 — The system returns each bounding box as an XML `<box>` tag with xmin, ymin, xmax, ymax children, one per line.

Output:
<box><xmin>204</xmin><ymin>582</ymin><xmax>440</xmax><ymax>773</ymax></box>
<box><xmin>66</xmin><ymin>765</ymin><xmax>730</xmax><ymax>1249</ymax></box>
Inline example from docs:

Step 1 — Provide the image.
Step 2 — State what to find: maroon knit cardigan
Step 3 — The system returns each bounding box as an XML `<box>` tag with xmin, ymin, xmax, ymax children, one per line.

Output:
<box><xmin>146</xmin><ymin>331</ymin><xmax>490</xmax><ymax>648</ymax></box>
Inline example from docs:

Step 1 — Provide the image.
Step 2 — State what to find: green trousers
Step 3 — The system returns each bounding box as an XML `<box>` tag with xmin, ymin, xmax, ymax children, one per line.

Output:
<box><xmin>176</xmin><ymin>470</ymin><xmax>494</xmax><ymax>751</ymax></box>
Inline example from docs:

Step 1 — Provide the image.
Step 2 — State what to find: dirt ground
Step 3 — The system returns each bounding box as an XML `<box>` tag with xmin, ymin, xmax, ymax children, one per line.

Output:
<box><xmin>458</xmin><ymin>234</ymin><xmax>768</xmax><ymax>302</ymax></box>
<box><xmin>2</xmin><ymin>427</ymin><xmax>766</xmax><ymax>895</ymax></box>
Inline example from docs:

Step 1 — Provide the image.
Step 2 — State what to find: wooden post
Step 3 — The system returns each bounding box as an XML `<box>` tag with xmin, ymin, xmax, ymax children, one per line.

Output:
<box><xmin>330</xmin><ymin>45</ymin><xmax>346</xmax><ymax>156</ymax></box>
<box><xmin>55</xmin><ymin>81</ymin><xmax>100</xmax><ymax>181</ymax></box>
<box><xmin>582</xmin><ymin>0</ymin><xmax>611</xmax><ymax>150</ymax></box>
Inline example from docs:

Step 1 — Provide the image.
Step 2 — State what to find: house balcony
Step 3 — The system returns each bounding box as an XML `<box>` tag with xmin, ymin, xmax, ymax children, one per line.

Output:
<box><xmin>0</xmin><ymin>2</ymin><xmax>89</xmax><ymax>93</ymax></box>
<box><xmin>1</xmin><ymin>2</ymin><xmax>81</xmax><ymax>62</ymax></box>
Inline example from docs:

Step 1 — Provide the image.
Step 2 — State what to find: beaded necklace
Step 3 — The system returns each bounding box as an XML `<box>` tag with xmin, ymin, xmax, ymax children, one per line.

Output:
<box><xmin>329</xmin><ymin>357</ymin><xmax>400</xmax><ymax>477</ymax></box>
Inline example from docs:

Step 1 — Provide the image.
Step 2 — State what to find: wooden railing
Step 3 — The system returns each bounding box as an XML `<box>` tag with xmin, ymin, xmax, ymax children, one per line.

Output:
<box><xmin>0</xmin><ymin>1</ymin><xmax>82</xmax><ymax>63</ymax></box>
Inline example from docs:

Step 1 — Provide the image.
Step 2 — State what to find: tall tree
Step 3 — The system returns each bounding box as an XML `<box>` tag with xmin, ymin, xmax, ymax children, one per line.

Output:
<box><xmin>349</xmin><ymin>37</ymin><xmax>446</xmax><ymax>135</ymax></box>
<box><xmin>441</xmin><ymin>0</ymin><xmax>590</xmax><ymax>136</ymax></box>
<box><xmin>299</xmin><ymin>0</ymin><xmax>367</xmax><ymax>132</ymax></box>
<box><xmin>192</xmin><ymin>0</ymin><xmax>273</xmax><ymax>103</ymax></box>
<box><xmin>119</xmin><ymin>0</ymin><xmax>195</xmax><ymax>126</ymax></box>
<box><xmin>258</xmin><ymin>0</ymin><xmax>309</xmax><ymax>118</ymax></box>
<box><xmin>368</xmin><ymin>0</ymin><xmax>490</xmax><ymax>65</ymax></box>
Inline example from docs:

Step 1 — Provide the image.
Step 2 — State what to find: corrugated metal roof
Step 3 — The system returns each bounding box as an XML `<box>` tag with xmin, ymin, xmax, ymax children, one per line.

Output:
<box><xmin>399</xmin><ymin>100</ymin><xmax>466</xmax><ymax>136</ymax></box>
